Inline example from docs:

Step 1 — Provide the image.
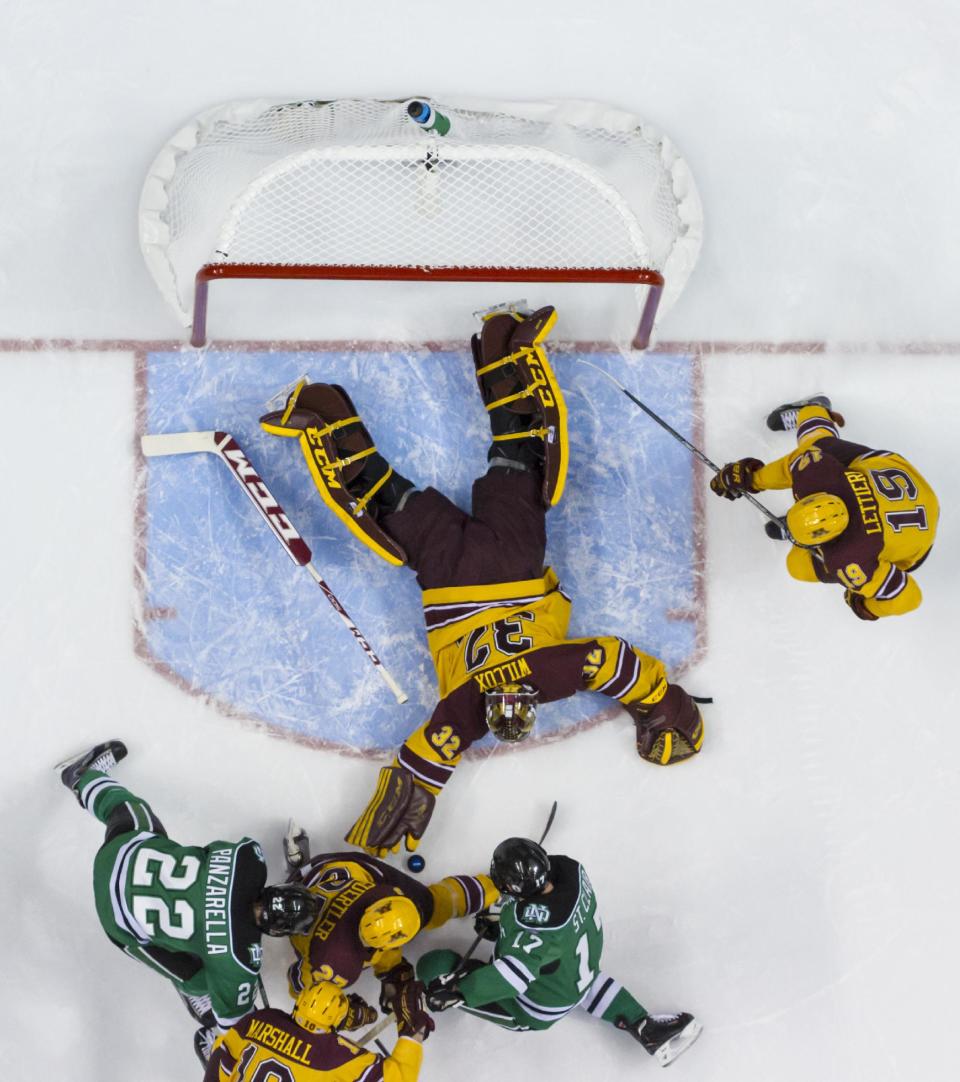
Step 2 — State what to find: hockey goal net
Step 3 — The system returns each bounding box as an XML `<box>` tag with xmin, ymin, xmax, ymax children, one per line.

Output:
<box><xmin>139</xmin><ymin>97</ymin><xmax>703</xmax><ymax>348</ymax></box>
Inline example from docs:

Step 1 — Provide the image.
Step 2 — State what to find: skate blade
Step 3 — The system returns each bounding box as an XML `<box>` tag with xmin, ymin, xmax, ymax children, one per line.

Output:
<box><xmin>655</xmin><ymin>1019</ymin><xmax>703</xmax><ymax>1067</ymax></box>
<box><xmin>53</xmin><ymin>740</ymin><xmax>125</xmax><ymax>774</ymax></box>
<box><xmin>473</xmin><ymin>299</ymin><xmax>531</xmax><ymax>323</ymax></box>
<box><xmin>263</xmin><ymin>373</ymin><xmax>311</xmax><ymax>413</ymax></box>
<box><xmin>284</xmin><ymin>818</ymin><xmax>309</xmax><ymax>869</ymax></box>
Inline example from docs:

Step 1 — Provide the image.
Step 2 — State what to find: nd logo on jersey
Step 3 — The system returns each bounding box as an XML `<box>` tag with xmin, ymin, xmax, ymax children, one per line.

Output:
<box><xmin>522</xmin><ymin>903</ymin><xmax>551</xmax><ymax>924</ymax></box>
<box><xmin>138</xmin><ymin>347</ymin><xmax>701</xmax><ymax>754</ymax></box>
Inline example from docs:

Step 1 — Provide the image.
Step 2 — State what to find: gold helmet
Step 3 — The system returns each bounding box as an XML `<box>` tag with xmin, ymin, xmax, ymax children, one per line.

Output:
<box><xmin>786</xmin><ymin>493</ymin><xmax>849</xmax><ymax>545</ymax></box>
<box><xmin>485</xmin><ymin>683</ymin><xmax>538</xmax><ymax>743</ymax></box>
<box><xmin>358</xmin><ymin>895</ymin><xmax>422</xmax><ymax>950</ymax></box>
<box><xmin>293</xmin><ymin>981</ymin><xmax>348</xmax><ymax>1032</ymax></box>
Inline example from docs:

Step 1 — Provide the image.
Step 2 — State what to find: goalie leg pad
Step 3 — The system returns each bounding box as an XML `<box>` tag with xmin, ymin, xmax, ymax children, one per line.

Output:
<box><xmin>260</xmin><ymin>381</ymin><xmax>412</xmax><ymax>566</ymax></box>
<box><xmin>344</xmin><ymin>766</ymin><xmax>436</xmax><ymax>856</ymax></box>
<box><xmin>629</xmin><ymin>684</ymin><xmax>704</xmax><ymax>765</ymax></box>
<box><xmin>471</xmin><ymin>305</ymin><xmax>568</xmax><ymax>508</ymax></box>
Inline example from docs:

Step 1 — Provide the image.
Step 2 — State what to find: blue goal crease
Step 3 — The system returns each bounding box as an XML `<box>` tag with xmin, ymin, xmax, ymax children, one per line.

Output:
<box><xmin>140</xmin><ymin>347</ymin><xmax>700</xmax><ymax>752</ymax></box>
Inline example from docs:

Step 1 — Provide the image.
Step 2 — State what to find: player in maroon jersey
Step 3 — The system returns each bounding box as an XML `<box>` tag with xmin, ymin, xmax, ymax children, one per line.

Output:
<box><xmin>711</xmin><ymin>395</ymin><xmax>938</xmax><ymax>619</ymax></box>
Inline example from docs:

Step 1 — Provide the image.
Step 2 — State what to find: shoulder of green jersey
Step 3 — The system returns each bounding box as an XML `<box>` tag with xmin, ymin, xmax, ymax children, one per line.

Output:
<box><xmin>513</xmin><ymin>861</ymin><xmax>588</xmax><ymax>931</ymax></box>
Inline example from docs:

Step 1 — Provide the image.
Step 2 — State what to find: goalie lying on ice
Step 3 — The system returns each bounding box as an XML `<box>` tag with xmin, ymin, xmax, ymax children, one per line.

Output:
<box><xmin>261</xmin><ymin>305</ymin><xmax>704</xmax><ymax>857</ymax></box>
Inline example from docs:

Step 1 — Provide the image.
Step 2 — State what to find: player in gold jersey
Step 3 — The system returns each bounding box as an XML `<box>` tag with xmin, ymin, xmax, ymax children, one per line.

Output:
<box><xmin>204</xmin><ymin>980</ymin><xmax>431</xmax><ymax>1082</ymax></box>
<box><xmin>283</xmin><ymin>849</ymin><xmax>497</xmax><ymax>1009</ymax></box>
<box><xmin>261</xmin><ymin>305</ymin><xmax>704</xmax><ymax>858</ymax></box>
<box><xmin>711</xmin><ymin>395</ymin><xmax>938</xmax><ymax>619</ymax></box>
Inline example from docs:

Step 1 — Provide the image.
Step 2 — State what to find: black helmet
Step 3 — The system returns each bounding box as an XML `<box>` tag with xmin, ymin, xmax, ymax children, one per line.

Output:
<box><xmin>256</xmin><ymin>884</ymin><xmax>320</xmax><ymax>936</ymax></box>
<box><xmin>485</xmin><ymin>683</ymin><xmax>538</xmax><ymax>743</ymax></box>
<box><xmin>490</xmin><ymin>837</ymin><xmax>550</xmax><ymax>898</ymax></box>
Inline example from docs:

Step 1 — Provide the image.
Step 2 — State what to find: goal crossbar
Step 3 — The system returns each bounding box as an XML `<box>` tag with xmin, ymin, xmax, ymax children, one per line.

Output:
<box><xmin>192</xmin><ymin>263</ymin><xmax>664</xmax><ymax>349</ymax></box>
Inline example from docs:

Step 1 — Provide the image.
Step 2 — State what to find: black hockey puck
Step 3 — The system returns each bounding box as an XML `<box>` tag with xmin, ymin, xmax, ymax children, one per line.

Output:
<box><xmin>407</xmin><ymin>854</ymin><xmax>426</xmax><ymax>873</ymax></box>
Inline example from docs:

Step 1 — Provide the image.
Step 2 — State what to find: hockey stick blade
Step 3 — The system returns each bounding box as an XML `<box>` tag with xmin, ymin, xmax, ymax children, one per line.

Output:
<box><xmin>141</xmin><ymin>431</ymin><xmax>312</xmax><ymax>565</ymax></box>
<box><xmin>538</xmin><ymin>800</ymin><xmax>559</xmax><ymax>845</ymax></box>
<box><xmin>139</xmin><ymin>430</ymin><xmax>407</xmax><ymax>703</ymax></box>
<box><xmin>141</xmin><ymin>431</ymin><xmax>220</xmax><ymax>457</ymax></box>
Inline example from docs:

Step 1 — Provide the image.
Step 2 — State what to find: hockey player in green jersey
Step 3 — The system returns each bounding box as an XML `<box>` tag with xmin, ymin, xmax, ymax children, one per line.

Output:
<box><xmin>58</xmin><ymin>740</ymin><xmax>321</xmax><ymax>1063</ymax></box>
<box><xmin>417</xmin><ymin>838</ymin><xmax>701</xmax><ymax>1068</ymax></box>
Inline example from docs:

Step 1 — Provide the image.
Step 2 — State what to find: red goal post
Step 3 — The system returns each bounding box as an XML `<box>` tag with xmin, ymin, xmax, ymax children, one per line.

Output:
<box><xmin>139</xmin><ymin>98</ymin><xmax>702</xmax><ymax>348</ymax></box>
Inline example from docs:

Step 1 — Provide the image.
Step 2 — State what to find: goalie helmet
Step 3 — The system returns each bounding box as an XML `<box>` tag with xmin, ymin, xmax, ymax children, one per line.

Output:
<box><xmin>485</xmin><ymin>683</ymin><xmax>538</xmax><ymax>743</ymax></box>
<box><xmin>786</xmin><ymin>492</ymin><xmax>850</xmax><ymax>545</ymax></box>
<box><xmin>293</xmin><ymin>981</ymin><xmax>348</xmax><ymax>1032</ymax></box>
<box><xmin>255</xmin><ymin>884</ymin><xmax>320</xmax><ymax>937</ymax></box>
<box><xmin>358</xmin><ymin>895</ymin><xmax>422</xmax><ymax>950</ymax></box>
<box><xmin>490</xmin><ymin>837</ymin><xmax>550</xmax><ymax>898</ymax></box>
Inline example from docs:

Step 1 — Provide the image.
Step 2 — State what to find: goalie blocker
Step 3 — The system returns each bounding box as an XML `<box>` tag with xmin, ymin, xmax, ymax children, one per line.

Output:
<box><xmin>345</xmin><ymin>767</ymin><xmax>436</xmax><ymax>857</ymax></box>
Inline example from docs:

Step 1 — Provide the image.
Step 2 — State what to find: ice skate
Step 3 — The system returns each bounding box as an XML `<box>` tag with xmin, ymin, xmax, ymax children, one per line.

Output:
<box><xmin>57</xmin><ymin>740</ymin><xmax>127</xmax><ymax>794</ymax></box>
<box><xmin>765</xmin><ymin>395</ymin><xmax>845</xmax><ymax>431</ymax></box>
<box><xmin>284</xmin><ymin>818</ymin><xmax>310</xmax><ymax>872</ymax></box>
<box><xmin>617</xmin><ymin>1011</ymin><xmax>703</xmax><ymax>1067</ymax></box>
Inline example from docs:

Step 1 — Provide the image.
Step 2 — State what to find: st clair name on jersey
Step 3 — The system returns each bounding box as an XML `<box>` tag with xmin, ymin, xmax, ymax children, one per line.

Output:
<box><xmin>472</xmin><ymin>656</ymin><xmax>533</xmax><ymax>692</ymax></box>
<box><xmin>204</xmin><ymin>848</ymin><xmax>235</xmax><ymax>955</ymax></box>
<box><xmin>244</xmin><ymin>1018</ymin><xmax>315</xmax><ymax>1065</ymax></box>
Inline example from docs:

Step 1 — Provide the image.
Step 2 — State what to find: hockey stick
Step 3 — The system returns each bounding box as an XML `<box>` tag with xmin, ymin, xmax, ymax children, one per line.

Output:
<box><xmin>576</xmin><ymin>360</ymin><xmax>808</xmax><ymax>546</ymax></box>
<box><xmin>444</xmin><ymin>800</ymin><xmax>560</xmax><ymax>987</ymax></box>
<box><xmin>356</xmin><ymin>1011</ymin><xmax>396</xmax><ymax>1048</ymax></box>
<box><xmin>257</xmin><ymin>976</ymin><xmax>270</xmax><ymax>1009</ymax></box>
<box><xmin>140</xmin><ymin>431</ymin><xmax>408</xmax><ymax>704</ymax></box>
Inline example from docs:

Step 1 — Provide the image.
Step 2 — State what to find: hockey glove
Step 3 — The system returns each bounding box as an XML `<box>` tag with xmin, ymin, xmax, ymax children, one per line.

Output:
<box><xmin>425</xmin><ymin>978</ymin><xmax>466</xmax><ymax>1013</ymax></box>
<box><xmin>629</xmin><ymin>684</ymin><xmax>704</xmax><ymax>765</ymax></box>
<box><xmin>389</xmin><ymin>979</ymin><xmax>436</xmax><ymax>1039</ymax></box>
<box><xmin>844</xmin><ymin>589</ymin><xmax>879</xmax><ymax>621</ymax></box>
<box><xmin>341</xmin><ymin>993</ymin><xmax>378</xmax><ymax>1031</ymax></box>
<box><xmin>473</xmin><ymin>908</ymin><xmax>501</xmax><ymax>942</ymax></box>
<box><xmin>378</xmin><ymin>960</ymin><xmax>415</xmax><ymax>1014</ymax></box>
<box><xmin>710</xmin><ymin>458</ymin><xmax>763</xmax><ymax>500</ymax></box>
<box><xmin>344</xmin><ymin>766</ymin><xmax>436</xmax><ymax>856</ymax></box>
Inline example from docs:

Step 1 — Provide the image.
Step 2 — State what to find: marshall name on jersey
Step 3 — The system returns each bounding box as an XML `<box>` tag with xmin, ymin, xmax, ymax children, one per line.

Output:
<box><xmin>206</xmin><ymin>1006</ymin><xmax>423</xmax><ymax>1082</ymax></box>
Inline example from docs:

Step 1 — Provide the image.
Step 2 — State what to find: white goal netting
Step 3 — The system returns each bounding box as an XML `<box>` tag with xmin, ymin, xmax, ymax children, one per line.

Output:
<box><xmin>139</xmin><ymin>97</ymin><xmax>703</xmax><ymax>346</ymax></box>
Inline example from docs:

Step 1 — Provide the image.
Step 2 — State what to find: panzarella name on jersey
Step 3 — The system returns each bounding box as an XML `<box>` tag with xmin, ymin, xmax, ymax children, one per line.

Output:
<box><xmin>204</xmin><ymin>847</ymin><xmax>234</xmax><ymax>955</ymax></box>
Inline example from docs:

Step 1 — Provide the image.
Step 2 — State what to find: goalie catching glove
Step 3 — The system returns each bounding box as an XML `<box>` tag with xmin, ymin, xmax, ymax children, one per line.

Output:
<box><xmin>628</xmin><ymin>683</ymin><xmax>704</xmax><ymax>765</ymax></box>
<box><xmin>710</xmin><ymin>458</ymin><xmax>763</xmax><ymax>500</ymax></box>
<box><xmin>344</xmin><ymin>766</ymin><xmax>436</xmax><ymax>856</ymax></box>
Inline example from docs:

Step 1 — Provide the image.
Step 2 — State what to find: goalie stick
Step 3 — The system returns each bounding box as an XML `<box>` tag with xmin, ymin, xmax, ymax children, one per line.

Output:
<box><xmin>140</xmin><ymin>430</ymin><xmax>407</xmax><ymax>704</ymax></box>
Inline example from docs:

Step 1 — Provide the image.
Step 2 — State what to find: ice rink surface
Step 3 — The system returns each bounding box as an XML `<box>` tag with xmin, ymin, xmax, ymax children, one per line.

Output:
<box><xmin>2</xmin><ymin>3</ymin><xmax>959</xmax><ymax>1081</ymax></box>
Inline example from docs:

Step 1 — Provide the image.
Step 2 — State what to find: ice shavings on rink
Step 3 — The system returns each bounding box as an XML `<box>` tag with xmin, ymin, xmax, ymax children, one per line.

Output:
<box><xmin>138</xmin><ymin>346</ymin><xmax>702</xmax><ymax>751</ymax></box>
